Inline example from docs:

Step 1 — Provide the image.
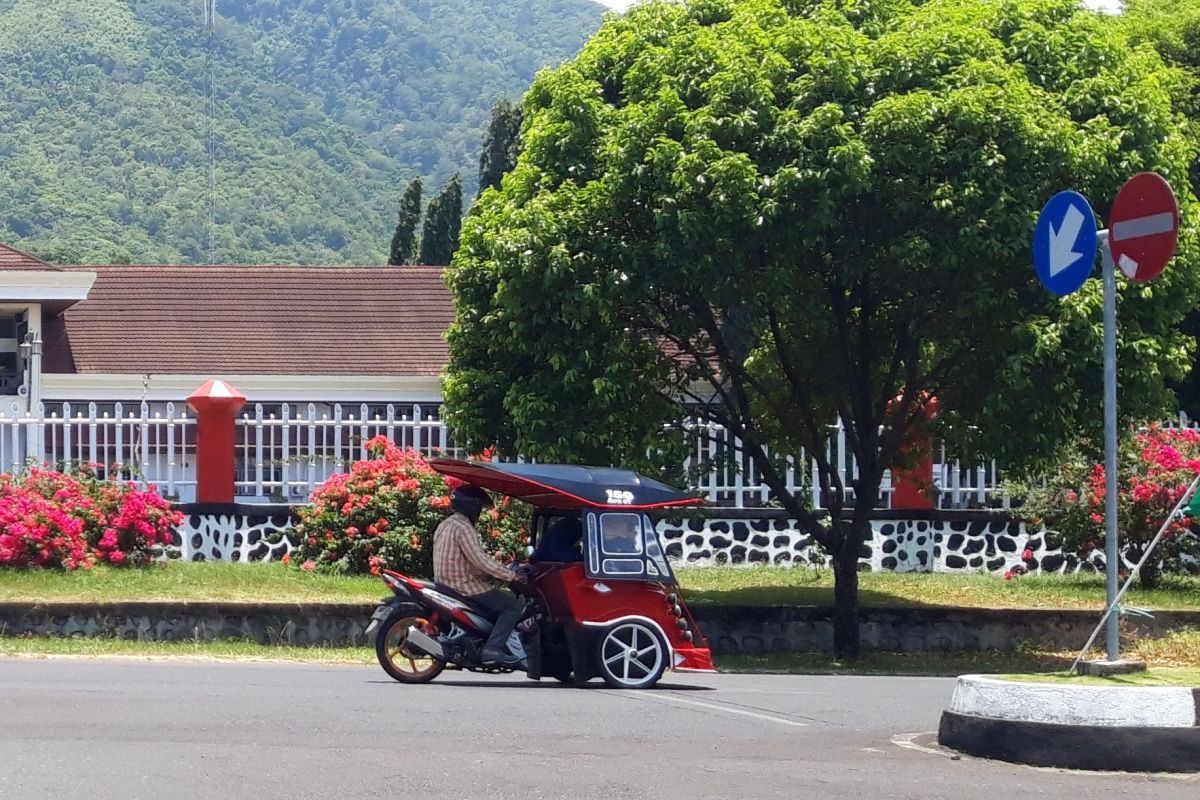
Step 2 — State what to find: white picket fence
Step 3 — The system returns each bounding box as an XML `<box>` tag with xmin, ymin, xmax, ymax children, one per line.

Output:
<box><xmin>0</xmin><ymin>401</ymin><xmax>1006</xmax><ymax>508</ymax></box>
<box><xmin>0</xmin><ymin>401</ymin><xmax>196</xmax><ymax>499</ymax></box>
<box><xmin>683</xmin><ymin>420</ymin><xmax>1005</xmax><ymax>509</ymax></box>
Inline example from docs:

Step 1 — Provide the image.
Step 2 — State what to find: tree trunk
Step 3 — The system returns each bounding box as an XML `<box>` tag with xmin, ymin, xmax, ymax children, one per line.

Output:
<box><xmin>832</xmin><ymin>535</ymin><xmax>861</xmax><ymax>660</ymax></box>
<box><xmin>1121</xmin><ymin>544</ymin><xmax>1161</xmax><ymax>589</ymax></box>
<box><xmin>1135</xmin><ymin>551</ymin><xmax>1161</xmax><ymax>590</ymax></box>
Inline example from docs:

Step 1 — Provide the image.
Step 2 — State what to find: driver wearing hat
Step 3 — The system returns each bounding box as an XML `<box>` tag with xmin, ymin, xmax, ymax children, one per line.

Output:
<box><xmin>432</xmin><ymin>484</ymin><xmax>526</xmax><ymax>664</ymax></box>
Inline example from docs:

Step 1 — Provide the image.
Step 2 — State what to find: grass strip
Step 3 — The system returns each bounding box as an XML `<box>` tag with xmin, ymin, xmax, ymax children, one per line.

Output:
<box><xmin>994</xmin><ymin>668</ymin><xmax>1200</xmax><ymax>687</ymax></box>
<box><xmin>0</xmin><ymin>636</ymin><xmax>376</xmax><ymax>665</ymax></box>
<box><xmin>678</xmin><ymin>567</ymin><xmax>1200</xmax><ymax>610</ymax></box>
<box><xmin>0</xmin><ymin>562</ymin><xmax>383</xmax><ymax>603</ymax></box>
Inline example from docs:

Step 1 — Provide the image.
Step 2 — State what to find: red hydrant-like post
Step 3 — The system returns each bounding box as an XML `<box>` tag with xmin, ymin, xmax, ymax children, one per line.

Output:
<box><xmin>889</xmin><ymin>393</ymin><xmax>940</xmax><ymax>510</ymax></box>
<box><xmin>187</xmin><ymin>380</ymin><xmax>247</xmax><ymax>504</ymax></box>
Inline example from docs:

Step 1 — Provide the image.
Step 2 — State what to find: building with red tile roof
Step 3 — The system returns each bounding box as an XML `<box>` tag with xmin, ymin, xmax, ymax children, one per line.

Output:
<box><xmin>0</xmin><ymin>243</ymin><xmax>452</xmax><ymax>407</ymax></box>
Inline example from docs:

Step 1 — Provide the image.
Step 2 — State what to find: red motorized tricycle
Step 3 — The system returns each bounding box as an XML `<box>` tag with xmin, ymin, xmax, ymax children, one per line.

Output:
<box><xmin>364</xmin><ymin>458</ymin><xmax>715</xmax><ymax>689</ymax></box>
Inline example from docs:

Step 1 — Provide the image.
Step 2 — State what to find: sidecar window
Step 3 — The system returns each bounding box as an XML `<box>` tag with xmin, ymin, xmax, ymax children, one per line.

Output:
<box><xmin>583</xmin><ymin>511</ymin><xmax>677</xmax><ymax>583</ymax></box>
<box><xmin>599</xmin><ymin>513</ymin><xmax>643</xmax><ymax>555</ymax></box>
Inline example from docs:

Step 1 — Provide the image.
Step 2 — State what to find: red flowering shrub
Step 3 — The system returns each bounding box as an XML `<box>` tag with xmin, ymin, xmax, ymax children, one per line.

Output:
<box><xmin>1020</xmin><ymin>425</ymin><xmax>1200</xmax><ymax>587</ymax></box>
<box><xmin>290</xmin><ymin>437</ymin><xmax>529</xmax><ymax>575</ymax></box>
<box><xmin>0</xmin><ymin>465</ymin><xmax>182</xmax><ymax>570</ymax></box>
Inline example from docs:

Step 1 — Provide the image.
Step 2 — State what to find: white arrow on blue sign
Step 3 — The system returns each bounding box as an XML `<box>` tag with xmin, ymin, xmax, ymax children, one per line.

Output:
<box><xmin>1033</xmin><ymin>190</ymin><xmax>1098</xmax><ymax>296</ymax></box>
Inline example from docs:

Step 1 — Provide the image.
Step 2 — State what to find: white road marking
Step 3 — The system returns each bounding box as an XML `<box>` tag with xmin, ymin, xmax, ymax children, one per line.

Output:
<box><xmin>892</xmin><ymin>731</ymin><xmax>956</xmax><ymax>759</ymax></box>
<box><xmin>617</xmin><ymin>691</ymin><xmax>808</xmax><ymax>727</ymax></box>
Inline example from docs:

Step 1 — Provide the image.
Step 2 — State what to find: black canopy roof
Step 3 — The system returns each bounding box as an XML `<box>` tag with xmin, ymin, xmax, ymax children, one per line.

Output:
<box><xmin>428</xmin><ymin>458</ymin><xmax>703</xmax><ymax>510</ymax></box>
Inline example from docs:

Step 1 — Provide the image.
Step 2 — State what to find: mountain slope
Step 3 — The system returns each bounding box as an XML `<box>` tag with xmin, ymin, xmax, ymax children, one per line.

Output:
<box><xmin>0</xmin><ymin>0</ymin><xmax>603</xmax><ymax>264</ymax></box>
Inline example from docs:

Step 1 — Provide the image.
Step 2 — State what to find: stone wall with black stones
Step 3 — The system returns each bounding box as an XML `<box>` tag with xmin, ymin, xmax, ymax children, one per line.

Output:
<box><xmin>165</xmin><ymin>505</ymin><xmax>1196</xmax><ymax>577</ymax></box>
<box><xmin>658</xmin><ymin>509</ymin><xmax>1199</xmax><ymax>576</ymax></box>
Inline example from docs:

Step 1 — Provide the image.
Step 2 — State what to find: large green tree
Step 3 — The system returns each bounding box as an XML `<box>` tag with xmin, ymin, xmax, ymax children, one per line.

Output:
<box><xmin>444</xmin><ymin>0</ymin><xmax>1199</xmax><ymax>658</ymax></box>
<box><xmin>418</xmin><ymin>174</ymin><xmax>464</xmax><ymax>265</ymax></box>
<box><xmin>388</xmin><ymin>178</ymin><xmax>423</xmax><ymax>265</ymax></box>
<box><xmin>477</xmin><ymin>98</ymin><xmax>525</xmax><ymax>199</ymax></box>
<box><xmin>1118</xmin><ymin>0</ymin><xmax>1200</xmax><ymax>416</ymax></box>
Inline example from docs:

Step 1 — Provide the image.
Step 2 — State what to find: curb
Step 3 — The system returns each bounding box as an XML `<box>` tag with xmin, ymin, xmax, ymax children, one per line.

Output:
<box><xmin>938</xmin><ymin>675</ymin><xmax>1200</xmax><ymax>773</ymax></box>
<box><xmin>3</xmin><ymin>602</ymin><xmax>1200</xmax><ymax>655</ymax></box>
<box><xmin>938</xmin><ymin>711</ymin><xmax>1200</xmax><ymax>773</ymax></box>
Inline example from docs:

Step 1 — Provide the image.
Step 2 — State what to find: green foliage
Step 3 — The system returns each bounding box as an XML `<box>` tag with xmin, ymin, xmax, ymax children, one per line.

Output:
<box><xmin>1118</xmin><ymin>0</ymin><xmax>1200</xmax><ymax>416</ymax></box>
<box><xmin>477</xmin><ymin>98</ymin><xmax>524</xmax><ymax>199</ymax></box>
<box><xmin>0</xmin><ymin>0</ymin><xmax>602</xmax><ymax>264</ymax></box>
<box><xmin>290</xmin><ymin>436</ymin><xmax>527</xmax><ymax>575</ymax></box>
<box><xmin>447</xmin><ymin>0</ymin><xmax>1198</xmax><ymax>479</ymax></box>
<box><xmin>1121</xmin><ymin>0</ymin><xmax>1200</xmax><ymax>133</ymax></box>
<box><xmin>388</xmin><ymin>178</ymin><xmax>422</xmax><ymax>265</ymax></box>
<box><xmin>418</xmin><ymin>173</ymin><xmax>463</xmax><ymax>265</ymax></box>
<box><xmin>444</xmin><ymin>0</ymin><xmax>1199</xmax><ymax>656</ymax></box>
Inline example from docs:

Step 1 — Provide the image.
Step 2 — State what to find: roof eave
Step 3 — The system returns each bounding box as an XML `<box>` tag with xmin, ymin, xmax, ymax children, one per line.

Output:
<box><xmin>0</xmin><ymin>271</ymin><xmax>96</xmax><ymax>311</ymax></box>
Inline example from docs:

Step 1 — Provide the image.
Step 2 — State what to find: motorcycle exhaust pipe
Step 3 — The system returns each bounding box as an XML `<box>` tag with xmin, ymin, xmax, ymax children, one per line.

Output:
<box><xmin>404</xmin><ymin>626</ymin><xmax>445</xmax><ymax>659</ymax></box>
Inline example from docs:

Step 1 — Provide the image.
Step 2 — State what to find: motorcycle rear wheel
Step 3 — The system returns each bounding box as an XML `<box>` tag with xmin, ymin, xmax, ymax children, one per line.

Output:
<box><xmin>375</xmin><ymin>609</ymin><xmax>446</xmax><ymax>684</ymax></box>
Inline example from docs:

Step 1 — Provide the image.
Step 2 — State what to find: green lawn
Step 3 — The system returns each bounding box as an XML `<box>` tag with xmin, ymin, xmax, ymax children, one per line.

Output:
<box><xmin>0</xmin><ymin>636</ymin><xmax>376</xmax><ymax>665</ymax></box>
<box><xmin>679</xmin><ymin>567</ymin><xmax>1200</xmax><ymax>610</ymax></box>
<box><xmin>1</xmin><ymin>562</ymin><xmax>1198</xmax><ymax>610</ymax></box>
<box><xmin>0</xmin><ymin>562</ymin><xmax>383</xmax><ymax>603</ymax></box>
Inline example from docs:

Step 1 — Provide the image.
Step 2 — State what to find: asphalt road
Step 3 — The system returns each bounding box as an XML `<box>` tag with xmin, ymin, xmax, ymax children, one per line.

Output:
<box><xmin>0</xmin><ymin>658</ymin><xmax>1194</xmax><ymax>800</ymax></box>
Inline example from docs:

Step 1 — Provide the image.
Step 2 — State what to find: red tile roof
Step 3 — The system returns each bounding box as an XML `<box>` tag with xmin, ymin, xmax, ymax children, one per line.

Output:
<box><xmin>0</xmin><ymin>244</ymin><xmax>58</xmax><ymax>271</ymax></box>
<box><xmin>42</xmin><ymin>265</ymin><xmax>454</xmax><ymax>376</ymax></box>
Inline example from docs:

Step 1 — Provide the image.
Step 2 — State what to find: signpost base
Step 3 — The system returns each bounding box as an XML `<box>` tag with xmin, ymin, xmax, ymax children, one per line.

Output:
<box><xmin>1075</xmin><ymin>659</ymin><xmax>1148</xmax><ymax>678</ymax></box>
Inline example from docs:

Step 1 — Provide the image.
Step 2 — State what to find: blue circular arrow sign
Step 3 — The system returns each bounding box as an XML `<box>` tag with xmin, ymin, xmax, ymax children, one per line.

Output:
<box><xmin>1033</xmin><ymin>190</ymin><xmax>1098</xmax><ymax>296</ymax></box>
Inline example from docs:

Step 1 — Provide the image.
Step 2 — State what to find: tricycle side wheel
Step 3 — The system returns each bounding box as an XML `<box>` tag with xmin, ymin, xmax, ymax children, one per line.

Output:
<box><xmin>375</xmin><ymin>608</ymin><xmax>446</xmax><ymax>684</ymax></box>
<box><xmin>596</xmin><ymin>621</ymin><xmax>667</xmax><ymax>689</ymax></box>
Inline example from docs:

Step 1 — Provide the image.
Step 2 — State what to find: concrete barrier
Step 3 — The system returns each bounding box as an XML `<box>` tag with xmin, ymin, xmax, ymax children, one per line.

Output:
<box><xmin>939</xmin><ymin>674</ymin><xmax>1200</xmax><ymax>772</ymax></box>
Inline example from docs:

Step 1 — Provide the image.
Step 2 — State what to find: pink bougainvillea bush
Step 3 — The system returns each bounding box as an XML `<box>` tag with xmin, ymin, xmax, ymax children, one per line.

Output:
<box><xmin>1020</xmin><ymin>425</ymin><xmax>1200</xmax><ymax>587</ymax></box>
<box><xmin>289</xmin><ymin>437</ymin><xmax>528</xmax><ymax>576</ymax></box>
<box><xmin>0</xmin><ymin>465</ymin><xmax>182</xmax><ymax>570</ymax></box>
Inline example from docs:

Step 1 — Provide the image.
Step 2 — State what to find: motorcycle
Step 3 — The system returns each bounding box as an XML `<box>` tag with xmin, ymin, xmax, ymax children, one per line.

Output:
<box><xmin>365</xmin><ymin>566</ymin><xmax>563</xmax><ymax>683</ymax></box>
<box><xmin>364</xmin><ymin>457</ymin><xmax>715</xmax><ymax>690</ymax></box>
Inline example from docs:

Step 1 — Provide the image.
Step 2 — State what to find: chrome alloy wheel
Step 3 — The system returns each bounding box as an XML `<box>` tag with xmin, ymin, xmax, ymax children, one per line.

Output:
<box><xmin>597</xmin><ymin>621</ymin><xmax>667</xmax><ymax>689</ymax></box>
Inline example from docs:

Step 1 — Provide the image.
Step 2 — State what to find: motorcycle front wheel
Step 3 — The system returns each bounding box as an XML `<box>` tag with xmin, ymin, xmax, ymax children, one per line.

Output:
<box><xmin>375</xmin><ymin>609</ymin><xmax>447</xmax><ymax>684</ymax></box>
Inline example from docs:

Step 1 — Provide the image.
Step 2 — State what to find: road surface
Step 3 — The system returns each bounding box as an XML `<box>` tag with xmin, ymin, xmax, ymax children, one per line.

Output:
<box><xmin>0</xmin><ymin>658</ymin><xmax>1193</xmax><ymax>799</ymax></box>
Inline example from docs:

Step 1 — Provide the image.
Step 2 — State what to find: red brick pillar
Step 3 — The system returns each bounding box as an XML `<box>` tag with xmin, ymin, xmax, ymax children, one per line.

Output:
<box><xmin>890</xmin><ymin>393</ymin><xmax>939</xmax><ymax>510</ymax></box>
<box><xmin>187</xmin><ymin>380</ymin><xmax>247</xmax><ymax>503</ymax></box>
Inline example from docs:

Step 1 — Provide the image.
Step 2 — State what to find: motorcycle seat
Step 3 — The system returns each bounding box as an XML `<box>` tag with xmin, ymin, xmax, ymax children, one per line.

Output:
<box><xmin>414</xmin><ymin>579</ymin><xmax>500</xmax><ymax>619</ymax></box>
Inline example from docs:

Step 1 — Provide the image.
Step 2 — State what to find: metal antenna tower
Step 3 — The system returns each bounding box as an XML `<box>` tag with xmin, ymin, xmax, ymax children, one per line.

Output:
<box><xmin>204</xmin><ymin>0</ymin><xmax>217</xmax><ymax>265</ymax></box>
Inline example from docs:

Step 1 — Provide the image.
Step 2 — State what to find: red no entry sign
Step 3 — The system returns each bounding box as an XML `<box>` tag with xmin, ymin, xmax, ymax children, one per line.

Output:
<box><xmin>1108</xmin><ymin>172</ymin><xmax>1179</xmax><ymax>283</ymax></box>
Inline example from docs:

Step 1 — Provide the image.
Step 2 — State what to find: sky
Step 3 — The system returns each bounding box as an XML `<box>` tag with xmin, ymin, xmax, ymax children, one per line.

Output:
<box><xmin>595</xmin><ymin>0</ymin><xmax>1123</xmax><ymax>13</ymax></box>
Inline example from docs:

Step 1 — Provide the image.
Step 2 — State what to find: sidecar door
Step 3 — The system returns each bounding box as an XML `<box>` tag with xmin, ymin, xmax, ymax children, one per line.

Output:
<box><xmin>582</xmin><ymin>510</ymin><xmax>676</xmax><ymax>584</ymax></box>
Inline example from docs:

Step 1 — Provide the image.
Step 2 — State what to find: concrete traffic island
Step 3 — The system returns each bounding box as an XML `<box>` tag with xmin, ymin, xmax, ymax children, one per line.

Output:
<box><xmin>938</xmin><ymin>674</ymin><xmax>1200</xmax><ymax>773</ymax></box>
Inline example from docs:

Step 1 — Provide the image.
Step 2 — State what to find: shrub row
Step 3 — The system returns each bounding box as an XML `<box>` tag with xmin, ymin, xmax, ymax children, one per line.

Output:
<box><xmin>288</xmin><ymin>437</ymin><xmax>528</xmax><ymax>575</ymax></box>
<box><xmin>0</xmin><ymin>465</ymin><xmax>181</xmax><ymax>569</ymax></box>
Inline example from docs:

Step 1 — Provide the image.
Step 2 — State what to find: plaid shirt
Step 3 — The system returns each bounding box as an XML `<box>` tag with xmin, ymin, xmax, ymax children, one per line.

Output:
<box><xmin>432</xmin><ymin>512</ymin><xmax>513</xmax><ymax>596</ymax></box>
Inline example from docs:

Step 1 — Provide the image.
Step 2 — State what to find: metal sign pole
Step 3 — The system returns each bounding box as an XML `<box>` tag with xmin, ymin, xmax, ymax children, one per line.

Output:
<box><xmin>1099</xmin><ymin>229</ymin><xmax>1120</xmax><ymax>662</ymax></box>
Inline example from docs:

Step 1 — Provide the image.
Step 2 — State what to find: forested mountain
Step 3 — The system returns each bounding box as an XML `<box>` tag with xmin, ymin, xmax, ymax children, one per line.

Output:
<box><xmin>0</xmin><ymin>0</ymin><xmax>603</xmax><ymax>264</ymax></box>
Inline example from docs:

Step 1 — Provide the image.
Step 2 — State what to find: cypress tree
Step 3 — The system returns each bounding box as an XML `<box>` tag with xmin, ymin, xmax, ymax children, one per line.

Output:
<box><xmin>388</xmin><ymin>177</ymin><xmax>422</xmax><ymax>265</ymax></box>
<box><xmin>418</xmin><ymin>173</ymin><xmax>463</xmax><ymax>265</ymax></box>
<box><xmin>477</xmin><ymin>98</ymin><xmax>523</xmax><ymax>199</ymax></box>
